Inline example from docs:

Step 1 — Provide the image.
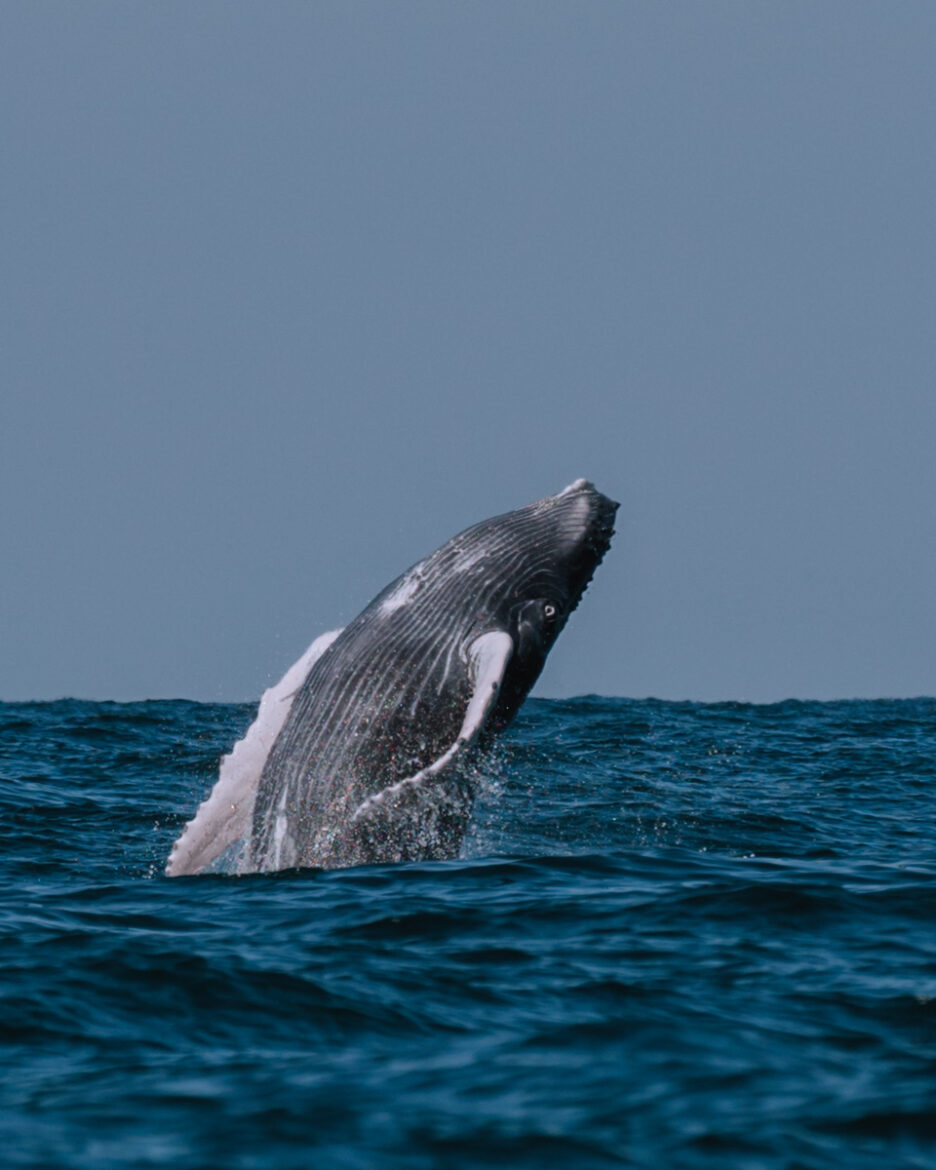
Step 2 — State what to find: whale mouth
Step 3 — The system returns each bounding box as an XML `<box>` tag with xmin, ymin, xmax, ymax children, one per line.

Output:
<box><xmin>545</xmin><ymin>481</ymin><xmax>618</xmax><ymax>620</ymax></box>
<box><xmin>587</xmin><ymin>493</ymin><xmax>618</xmax><ymax>555</ymax></box>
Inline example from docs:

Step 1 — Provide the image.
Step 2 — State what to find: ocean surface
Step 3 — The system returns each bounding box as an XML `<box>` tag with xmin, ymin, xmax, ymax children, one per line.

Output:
<box><xmin>1</xmin><ymin>696</ymin><xmax>935</xmax><ymax>1169</ymax></box>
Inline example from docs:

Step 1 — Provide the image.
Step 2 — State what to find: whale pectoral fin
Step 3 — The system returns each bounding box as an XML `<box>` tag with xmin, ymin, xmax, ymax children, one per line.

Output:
<box><xmin>349</xmin><ymin>630</ymin><xmax>513</xmax><ymax>830</ymax></box>
<box><xmin>339</xmin><ymin>631</ymin><xmax>512</xmax><ymax>864</ymax></box>
<box><xmin>165</xmin><ymin>627</ymin><xmax>344</xmax><ymax>877</ymax></box>
<box><xmin>459</xmin><ymin>628</ymin><xmax>515</xmax><ymax>746</ymax></box>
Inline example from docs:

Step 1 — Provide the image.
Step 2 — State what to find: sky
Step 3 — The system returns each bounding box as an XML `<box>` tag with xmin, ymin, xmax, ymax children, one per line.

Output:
<box><xmin>2</xmin><ymin>2</ymin><xmax>935</xmax><ymax>704</ymax></box>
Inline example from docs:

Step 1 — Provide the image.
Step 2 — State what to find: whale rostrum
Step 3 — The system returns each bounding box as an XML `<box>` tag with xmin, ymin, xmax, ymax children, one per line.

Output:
<box><xmin>166</xmin><ymin>479</ymin><xmax>617</xmax><ymax>875</ymax></box>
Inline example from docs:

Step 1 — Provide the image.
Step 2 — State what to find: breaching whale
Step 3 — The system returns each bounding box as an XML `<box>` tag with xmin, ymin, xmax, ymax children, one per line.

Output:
<box><xmin>166</xmin><ymin>479</ymin><xmax>617</xmax><ymax>875</ymax></box>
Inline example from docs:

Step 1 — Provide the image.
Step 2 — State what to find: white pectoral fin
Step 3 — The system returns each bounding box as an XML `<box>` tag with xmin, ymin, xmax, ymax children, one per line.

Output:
<box><xmin>352</xmin><ymin>629</ymin><xmax>513</xmax><ymax>821</ymax></box>
<box><xmin>460</xmin><ymin>629</ymin><xmax>514</xmax><ymax>744</ymax></box>
<box><xmin>165</xmin><ymin>628</ymin><xmax>343</xmax><ymax>876</ymax></box>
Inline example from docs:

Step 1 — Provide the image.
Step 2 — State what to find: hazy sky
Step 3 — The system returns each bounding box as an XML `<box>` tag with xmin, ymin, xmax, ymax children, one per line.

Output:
<box><xmin>3</xmin><ymin>2</ymin><xmax>935</xmax><ymax>703</ymax></box>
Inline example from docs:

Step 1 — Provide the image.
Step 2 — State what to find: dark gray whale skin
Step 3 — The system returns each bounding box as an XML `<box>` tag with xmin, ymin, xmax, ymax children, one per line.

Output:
<box><xmin>249</xmin><ymin>479</ymin><xmax>617</xmax><ymax>871</ymax></box>
<box><xmin>165</xmin><ymin>480</ymin><xmax>617</xmax><ymax>875</ymax></box>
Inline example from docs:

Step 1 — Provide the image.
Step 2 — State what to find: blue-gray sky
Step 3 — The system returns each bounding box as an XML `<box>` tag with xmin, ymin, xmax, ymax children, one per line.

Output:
<box><xmin>2</xmin><ymin>2</ymin><xmax>935</xmax><ymax>703</ymax></box>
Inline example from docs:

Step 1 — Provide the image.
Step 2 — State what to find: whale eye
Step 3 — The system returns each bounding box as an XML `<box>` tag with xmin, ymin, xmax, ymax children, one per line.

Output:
<box><xmin>543</xmin><ymin>604</ymin><xmax>557</xmax><ymax>620</ymax></box>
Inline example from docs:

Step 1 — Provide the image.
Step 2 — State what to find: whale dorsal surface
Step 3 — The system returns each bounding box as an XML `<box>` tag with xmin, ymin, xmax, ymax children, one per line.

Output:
<box><xmin>167</xmin><ymin>479</ymin><xmax>617</xmax><ymax>875</ymax></box>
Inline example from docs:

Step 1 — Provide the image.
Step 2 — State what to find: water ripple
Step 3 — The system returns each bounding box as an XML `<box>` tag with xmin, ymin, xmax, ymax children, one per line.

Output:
<box><xmin>1</xmin><ymin>697</ymin><xmax>935</xmax><ymax>1168</ymax></box>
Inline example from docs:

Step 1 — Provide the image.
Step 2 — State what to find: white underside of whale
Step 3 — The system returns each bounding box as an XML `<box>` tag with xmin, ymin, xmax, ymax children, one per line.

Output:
<box><xmin>165</xmin><ymin>628</ymin><xmax>343</xmax><ymax>876</ymax></box>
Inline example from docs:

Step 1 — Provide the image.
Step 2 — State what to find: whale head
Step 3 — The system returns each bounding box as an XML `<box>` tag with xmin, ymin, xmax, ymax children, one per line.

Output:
<box><xmin>437</xmin><ymin>478</ymin><xmax>619</xmax><ymax>729</ymax></box>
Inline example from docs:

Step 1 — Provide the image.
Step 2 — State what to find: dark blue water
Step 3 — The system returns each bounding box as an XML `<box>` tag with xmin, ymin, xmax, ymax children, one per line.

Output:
<box><xmin>2</xmin><ymin>697</ymin><xmax>935</xmax><ymax>1169</ymax></box>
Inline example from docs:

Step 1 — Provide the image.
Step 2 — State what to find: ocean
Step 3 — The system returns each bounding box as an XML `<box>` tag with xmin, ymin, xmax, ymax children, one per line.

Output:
<box><xmin>1</xmin><ymin>696</ymin><xmax>934</xmax><ymax>1169</ymax></box>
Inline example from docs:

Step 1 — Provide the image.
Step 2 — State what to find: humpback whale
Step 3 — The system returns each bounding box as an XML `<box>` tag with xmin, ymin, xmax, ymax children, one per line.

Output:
<box><xmin>166</xmin><ymin>479</ymin><xmax>617</xmax><ymax>875</ymax></box>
